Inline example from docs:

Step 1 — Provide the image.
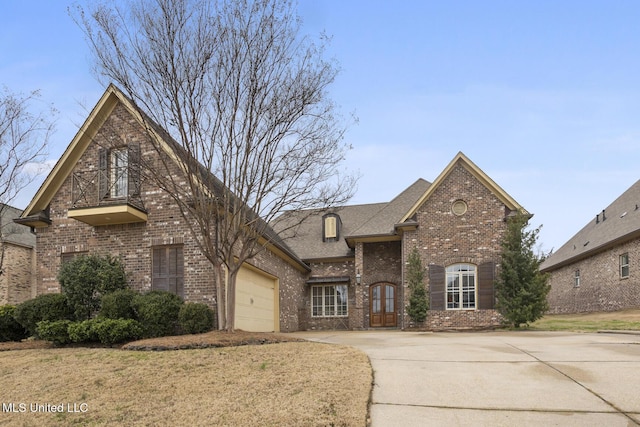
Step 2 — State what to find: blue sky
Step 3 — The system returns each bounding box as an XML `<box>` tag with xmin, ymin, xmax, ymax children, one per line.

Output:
<box><xmin>3</xmin><ymin>1</ymin><xmax>640</xmax><ymax>253</ymax></box>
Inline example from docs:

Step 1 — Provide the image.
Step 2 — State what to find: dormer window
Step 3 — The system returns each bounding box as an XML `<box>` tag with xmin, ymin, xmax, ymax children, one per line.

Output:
<box><xmin>323</xmin><ymin>213</ymin><xmax>341</xmax><ymax>242</ymax></box>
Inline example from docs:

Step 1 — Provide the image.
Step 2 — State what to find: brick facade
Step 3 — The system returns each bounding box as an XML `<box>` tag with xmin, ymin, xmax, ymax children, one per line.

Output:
<box><xmin>0</xmin><ymin>242</ymin><xmax>35</xmax><ymax>305</ymax></box>
<box><xmin>31</xmin><ymin>100</ymin><xmax>306</xmax><ymax>331</ymax></box>
<box><xmin>546</xmin><ymin>239</ymin><xmax>640</xmax><ymax>313</ymax></box>
<box><xmin>297</xmin><ymin>163</ymin><xmax>511</xmax><ymax>331</ymax></box>
<box><xmin>401</xmin><ymin>164</ymin><xmax>507</xmax><ymax>330</ymax></box>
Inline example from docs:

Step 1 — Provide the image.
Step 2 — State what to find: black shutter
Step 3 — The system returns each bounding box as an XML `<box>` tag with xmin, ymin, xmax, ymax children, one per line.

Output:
<box><xmin>128</xmin><ymin>143</ymin><xmax>141</xmax><ymax>197</ymax></box>
<box><xmin>98</xmin><ymin>148</ymin><xmax>109</xmax><ymax>199</ymax></box>
<box><xmin>429</xmin><ymin>265</ymin><xmax>445</xmax><ymax>310</ymax></box>
<box><xmin>478</xmin><ymin>262</ymin><xmax>496</xmax><ymax>309</ymax></box>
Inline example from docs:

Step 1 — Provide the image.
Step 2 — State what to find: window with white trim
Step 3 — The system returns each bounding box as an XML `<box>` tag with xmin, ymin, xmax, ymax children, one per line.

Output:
<box><xmin>312</xmin><ymin>284</ymin><xmax>348</xmax><ymax>317</ymax></box>
<box><xmin>446</xmin><ymin>264</ymin><xmax>476</xmax><ymax>309</ymax></box>
<box><xmin>574</xmin><ymin>269</ymin><xmax>580</xmax><ymax>287</ymax></box>
<box><xmin>620</xmin><ymin>253</ymin><xmax>629</xmax><ymax>278</ymax></box>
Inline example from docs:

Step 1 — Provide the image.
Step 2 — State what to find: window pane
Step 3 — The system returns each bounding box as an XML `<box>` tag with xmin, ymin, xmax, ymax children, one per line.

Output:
<box><xmin>111</xmin><ymin>149</ymin><xmax>128</xmax><ymax>197</ymax></box>
<box><xmin>312</xmin><ymin>286</ymin><xmax>323</xmax><ymax>317</ymax></box>
<box><xmin>385</xmin><ymin>286</ymin><xmax>394</xmax><ymax>312</ymax></box>
<box><xmin>446</xmin><ymin>264</ymin><xmax>476</xmax><ymax>310</ymax></box>
<box><xmin>336</xmin><ymin>285</ymin><xmax>348</xmax><ymax>316</ymax></box>
<box><xmin>372</xmin><ymin>286</ymin><xmax>381</xmax><ymax>314</ymax></box>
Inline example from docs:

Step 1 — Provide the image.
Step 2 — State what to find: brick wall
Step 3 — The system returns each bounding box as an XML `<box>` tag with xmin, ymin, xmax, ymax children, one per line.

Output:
<box><xmin>362</xmin><ymin>241</ymin><xmax>402</xmax><ymax>328</ymax></box>
<box><xmin>0</xmin><ymin>242</ymin><xmax>35</xmax><ymax>305</ymax></box>
<box><xmin>547</xmin><ymin>239</ymin><xmax>640</xmax><ymax>313</ymax></box>
<box><xmin>403</xmin><ymin>163</ymin><xmax>507</xmax><ymax>329</ymax></box>
<box><xmin>303</xmin><ymin>259</ymin><xmax>355</xmax><ymax>330</ymax></box>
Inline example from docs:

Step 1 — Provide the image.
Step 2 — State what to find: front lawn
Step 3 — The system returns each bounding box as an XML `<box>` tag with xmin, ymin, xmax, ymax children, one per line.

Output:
<box><xmin>0</xmin><ymin>333</ymin><xmax>372</xmax><ymax>426</ymax></box>
<box><xmin>529</xmin><ymin>309</ymin><xmax>640</xmax><ymax>332</ymax></box>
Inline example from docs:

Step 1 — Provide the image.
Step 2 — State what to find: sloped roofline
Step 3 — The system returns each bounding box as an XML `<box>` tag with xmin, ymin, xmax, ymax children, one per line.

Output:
<box><xmin>19</xmin><ymin>84</ymin><xmax>309</xmax><ymax>272</ymax></box>
<box><xmin>399</xmin><ymin>152</ymin><xmax>528</xmax><ymax>223</ymax></box>
<box><xmin>21</xmin><ymin>84</ymin><xmax>121</xmax><ymax>218</ymax></box>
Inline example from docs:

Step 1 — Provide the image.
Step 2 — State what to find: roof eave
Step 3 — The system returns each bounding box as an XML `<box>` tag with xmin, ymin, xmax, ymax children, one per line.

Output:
<box><xmin>540</xmin><ymin>228</ymin><xmax>640</xmax><ymax>272</ymax></box>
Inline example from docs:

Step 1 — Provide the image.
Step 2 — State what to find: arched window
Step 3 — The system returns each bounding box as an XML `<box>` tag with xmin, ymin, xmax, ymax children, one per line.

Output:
<box><xmin>446</xmin><ymin>264</ymin><xmax>476</xmax><ymax>310</ymax></box>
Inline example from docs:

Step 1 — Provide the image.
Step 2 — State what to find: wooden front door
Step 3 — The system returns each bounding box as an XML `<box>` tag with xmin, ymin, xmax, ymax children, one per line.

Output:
<box><xmin>370</xmin><ymin>283</ymin><xmax>397</xmax><ymax>327</ymax></box>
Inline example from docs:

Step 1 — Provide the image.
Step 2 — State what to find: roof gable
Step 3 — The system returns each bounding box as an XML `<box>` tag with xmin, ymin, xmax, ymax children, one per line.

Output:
<box><xmin>541</xmin><ymin>179</ymin><xmax>640</xmax><ymax>272</ymax></box>
<box><xmin>400</xmin><ymin>152</ymin><xmax>527</xmax><ymax>223</ymax></box>
<box><xmin>18</xmin><ymin>84</ymin><xmax>308</xmax><ymax>271</ymax></box>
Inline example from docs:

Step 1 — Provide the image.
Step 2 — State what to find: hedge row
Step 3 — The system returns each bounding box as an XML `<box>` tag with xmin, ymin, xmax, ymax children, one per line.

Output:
<box><xmin>1</xmin><ymin>290</ymin><xmax>215</xmax><ymax>343</ymax></box>
<box><xmin>37</xmin><ymin>318</ymin><xmax>143</xmax><ymax>345</ymax></box>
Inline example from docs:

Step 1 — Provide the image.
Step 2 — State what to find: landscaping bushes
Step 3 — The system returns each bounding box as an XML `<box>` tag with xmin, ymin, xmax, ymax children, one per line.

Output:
<box><xmin>57</xmin><ymin>254</ymin><xmax>128</xmax><ymax>320</ymax></box>
<box><xmin>35</xmin><ymin>320</ymin><xmax>73</xmax><ymax>345</ymax></box>
<box><xmin>179</xmin><ymin>303</ymin><xmax>215</xmax><ymax>334</ymax></box>
<box><xmin>4</xmin><ymin>270</ymin><xmax>214</xmax><ymax>345</ymax></box>
<box><xmin>132</xmin><ymin>291</ymin><xmax>184</xmax><ymax>338</ymax></box>
<box><xmin>100</xmin><ymin>288</ymin><xmax>138</xmax><ymax>320</ymax></box>
<box><xmin>38</xmin><ymin>318</ymin><xmax>143</xmax><ymax>346</ymax></box>
<box><xmin>0</xmin><ymin>305</ymin><xmax>28</xmax><ymax>342</ymax></box>
<box><xmin>14</xmin><ymin>293</ymin><xmax>74</xmax><ymax>336</ymax></box>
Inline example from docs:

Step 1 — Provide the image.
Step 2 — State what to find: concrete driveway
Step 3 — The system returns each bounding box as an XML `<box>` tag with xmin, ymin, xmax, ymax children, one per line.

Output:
<box><xmin>293</xmin><ymin>330</ymin><xmax>640</xmax><ymax>426</ymax></box>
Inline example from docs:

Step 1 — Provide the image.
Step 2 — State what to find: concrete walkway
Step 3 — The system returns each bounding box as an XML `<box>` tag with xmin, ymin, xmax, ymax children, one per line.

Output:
<box><xmin>293</xmin><ymin>330</ymin><xmax>640</xmax><ymax>426</ymax></box>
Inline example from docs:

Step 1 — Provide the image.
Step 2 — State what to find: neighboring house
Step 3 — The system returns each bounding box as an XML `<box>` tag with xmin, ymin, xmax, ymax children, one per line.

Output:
<box><xmin>16</xmin><ymin>85</ymin><xmax>528</xmax><ymax>331</ymax></box>
<box><xmin>0</xmin><ymin>204</ymin><xmax>36</xmax><ymax>305</ymax></box>
<box><xmin>541</xmin><ymin>180</ymin><xmax>640</xmax><ymax>313</ymax></box>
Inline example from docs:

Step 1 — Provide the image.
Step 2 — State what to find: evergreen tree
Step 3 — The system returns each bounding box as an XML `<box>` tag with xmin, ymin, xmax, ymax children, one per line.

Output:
<box><xmin>495</xmin><ymin>213</ymin><xmax>550</xmax><ymax>328</ymax></box>
<box><xmin>407</xmin><ymin>248</ymin><xmax>428</xmax><ymax>323</ymax></box>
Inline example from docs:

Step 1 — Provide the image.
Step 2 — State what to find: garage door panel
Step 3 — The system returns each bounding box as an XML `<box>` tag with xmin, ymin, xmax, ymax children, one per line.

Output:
<box><xmin>235</xmin><ymin>266</ymin><xmax>277</xmax><ymax>332</ymax></box>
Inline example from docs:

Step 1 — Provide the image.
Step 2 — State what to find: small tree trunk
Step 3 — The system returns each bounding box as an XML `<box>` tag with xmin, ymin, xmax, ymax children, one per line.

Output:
<box><xmin>214</xmin><ymin>263</ymin><xmax>226</xmax><ymax>331</ymax></box>
<box><xmin>225</xmin><ymin>269</ymin><xmax>237</xmax><ymax>332</ymax></box>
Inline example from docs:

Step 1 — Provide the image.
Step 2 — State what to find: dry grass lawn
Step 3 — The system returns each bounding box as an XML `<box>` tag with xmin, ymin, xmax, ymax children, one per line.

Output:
<box><xmin>0</xmin><ymin>332</ymin><xmax>372</xmax><ymax>426</ymax></box>
<box><xmin>530</xmin><ymin>308</ymin><xmax>640</xmax><ymax>331</ymax></box>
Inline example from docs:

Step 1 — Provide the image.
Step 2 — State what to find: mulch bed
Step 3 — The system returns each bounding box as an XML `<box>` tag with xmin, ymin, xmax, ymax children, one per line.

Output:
<box><xmin>1</xmin><ymin>330</ymin><xmax>303</xmax><ymax>352</ymax></box>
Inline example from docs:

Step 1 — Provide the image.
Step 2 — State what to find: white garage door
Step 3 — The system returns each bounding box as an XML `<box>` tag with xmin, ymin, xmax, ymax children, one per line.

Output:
<box><xmin>235</xmin><ymin>265</ymin><xmax>278</xmax><ymax>332</ymax></box>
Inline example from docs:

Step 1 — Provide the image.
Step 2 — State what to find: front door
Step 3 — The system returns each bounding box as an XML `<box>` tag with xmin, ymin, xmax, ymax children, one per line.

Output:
<box><xmin>370</xmin><ymin>283</ymin><xmax>397</xmax><ymax>327</ymax></box>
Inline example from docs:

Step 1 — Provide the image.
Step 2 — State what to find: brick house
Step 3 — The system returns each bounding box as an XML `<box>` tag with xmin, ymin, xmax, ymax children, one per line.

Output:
<box><xmin>541</xmin><ymin>179</ymin><xmax>640</xmax><ymax>313</ymax></box>
<box><xmin>279</xmin><ymin>152</ymin><xmax>527</xmax><ymax>330</ymax></box>
<box><xmin>0</xmin><ymin>204</ymin><xmax>36</xmax><ymax>305</ymax></box>
<box><xmin>16</xmin><ymin>85</ymin><xmax>528</xmax><ymax>331</ymax></box>
<box><xmin>15</xmin><ymin>85</ymin><xmax>309</xmax><ymax>332</ymax></box>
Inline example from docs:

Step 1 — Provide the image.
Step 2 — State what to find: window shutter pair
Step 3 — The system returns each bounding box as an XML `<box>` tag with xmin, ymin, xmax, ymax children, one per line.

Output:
<box><xmin>97</xmin><ymin>144</ymin><xmax>141</xmax><ymax>199</ymax></box>
<box><xmin>428</xmin><ymin>262</ymin><xmax>496</xmax><ymax>310</ymax></box>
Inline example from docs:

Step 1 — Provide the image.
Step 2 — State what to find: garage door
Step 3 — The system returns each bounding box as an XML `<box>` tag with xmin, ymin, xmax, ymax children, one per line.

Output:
<box><xmin>235</xmin><ymin>265</ymin><xmax>278</xmax><ymax>332</ymax></box>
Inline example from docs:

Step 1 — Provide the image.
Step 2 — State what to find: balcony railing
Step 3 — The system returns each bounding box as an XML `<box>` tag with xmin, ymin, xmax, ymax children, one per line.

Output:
<box><xmin>71</xmin><ymin>168</ymin><xmax>145</xmax><ymax>212</ymax></box>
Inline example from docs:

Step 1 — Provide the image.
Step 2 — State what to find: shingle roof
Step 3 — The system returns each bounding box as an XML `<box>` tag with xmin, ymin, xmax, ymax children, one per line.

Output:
<box><xmin>349</xmin><ymin>178</ymin><xmax>431</xmax><ymax>237</ymax></box>
<box><xmin>274</xmin><ymin>179</ymin><xmax>430</xmax><ymax>260</ymax></box>
<box><xmin>540</xmin><ymin>179</ymin><xmax>640</xmax><ymax>272</ymax></box>
<box><xmin>2</xmin><ymin>204</ymin><xmax>35</xmax><ymax>247</ymax></box>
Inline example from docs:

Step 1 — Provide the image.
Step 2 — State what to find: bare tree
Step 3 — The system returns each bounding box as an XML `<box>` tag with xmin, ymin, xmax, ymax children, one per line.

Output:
<box><xmin>74</xmin><ymin>0</ymin><xmax>356</xmax><ymax>331</ymax></box>
<box><xmin>0</xmin><ymin>88</ymin><xmax>54</xmax><ymax>275</ymax></box>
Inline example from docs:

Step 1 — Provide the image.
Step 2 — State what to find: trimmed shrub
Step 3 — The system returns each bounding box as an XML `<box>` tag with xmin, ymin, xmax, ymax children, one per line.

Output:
<box><xmin>0</xmin><ymin>305</ymin><xmax>28</xmax><ymax>342</ymax></box>
<box><xmin>14</xmin><ymin>294</ymin><xmax>74</xmax><ymax>336</ymax></box>
<box><xmin>132</xmin><ymin>291</ymin><xmax>183</xmax><ymax>338</ymax></box>
<box><xmin>67</xmin><ymin>320</ymin><xmax>98</xmax><ymax>343</ymax></box>
<box><xmin>179</xmin><ymin>303</ymin><xmax>215</xmax><ymax>334</ymax></box>
<box><xmin>36</xmin><ymin>320</ymin><xmax>72</xmax><ymax>345</ymax></box>
<box><xmin>57</xmin><ymin>253</ymin><xmax>128</xmax><ymax>320</ymax></box>
<box><xmin>100</xmin><ymin>289</ymin><xmax>138</xmax><ymax>320</ymax></box>
<box><xmin>91</xmin><ymin>318</ymin><xmax>143</xmax><ymax>345</ymax></box>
